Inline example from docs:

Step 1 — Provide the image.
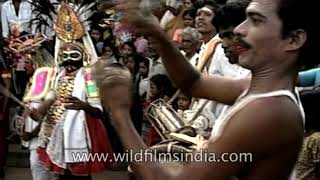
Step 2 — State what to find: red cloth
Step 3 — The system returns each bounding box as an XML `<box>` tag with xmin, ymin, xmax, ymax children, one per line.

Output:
<box><xmin>38</xmin><ymin>114</ymin><xmax>113</xmax><ymax>175</ymax></box>
<box><xmin>37</xmin><ymin>148</ymin><xmax>64</xmax><ymax>174</ymax></box>
<box><xmin>146</xmin><ymin>127</ymin><xmax>161</xmax><ymax>147</ymax></box>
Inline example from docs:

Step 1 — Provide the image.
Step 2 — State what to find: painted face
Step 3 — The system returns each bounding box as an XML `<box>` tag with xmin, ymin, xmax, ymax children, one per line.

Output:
<box><xmin>59</xmin><ymin>43</ymin><xmax>84</xmax><ymax>70</ymax></box>
<box><xmin>219</xmin><ymin>26</ymin><xmax>239</xmax><ymax>64</ymax></box>
<box><xmin>62</xmin><ymin>50</ymin><xmax>83</xmax><ymax>62</ymax></box>
<box><xmin>233</xmin><ymin>0</ymin><xmax>287</xmax><ymax>70</ymax></box>
<box><xmin>195</xmin><ymin>6</ymin><xmax>215</xmax><ymax>34</ymax></box>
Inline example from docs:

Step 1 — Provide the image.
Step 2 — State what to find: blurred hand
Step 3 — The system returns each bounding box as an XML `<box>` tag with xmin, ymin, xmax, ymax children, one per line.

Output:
<box><xmin>29</xmin><ymin>107</ymin><xmax>43</xmax><ymax>121</ymax></box>
<box><xmin>116</xmin><ymin>0</ymin><xmax>160</xmax><ymax>35</ymax></box>
<box><xmin>21</xmin><ymin>132</ymin><xmax>33</xmax><ymax>141</ymax></box>
<box><xmin>93</xmin><ymin>62</ymin><xmax>132</xmax><ymax>114</ymax></box>
<box><xmin>63</xmin><ymin>96</ymin><xmax>85</xmax><ymax>110</ymax></box>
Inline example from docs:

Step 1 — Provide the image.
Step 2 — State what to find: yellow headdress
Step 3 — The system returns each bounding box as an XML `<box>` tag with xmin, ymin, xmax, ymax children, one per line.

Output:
<box><xmin>51</xmin><ymin>1</ymin><xmax>99</xmax><ymax>67</ymax></box>
<box><xmin>55</xmin><ymin>2</ymin><xmax>85</xmax><ymax>42</ymax></box>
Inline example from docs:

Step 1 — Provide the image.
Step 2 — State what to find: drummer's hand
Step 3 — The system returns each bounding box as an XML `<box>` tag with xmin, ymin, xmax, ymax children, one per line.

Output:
<box><xmin>93</xmin><ymin>63</ymin><xmax>132</xmax><ymax>123</ymax></box>
<box><xmin>116</xmin><ymin>0</ymin><xmax>160</xmax><ymax>35</ymax></box>
<box><xmin>63</xmin><ymin>96</ymin><xmax>86</xmax><ymax>110</ymax></box>
<box><xmin>29</xmin><ymin>108</ymin><xmax>43</xmax><ymax>121</ymax></box>
<box><xmin>21</xmin><ymin>132</ymin><xmax>33</xmax><ymax>141</ymax></box>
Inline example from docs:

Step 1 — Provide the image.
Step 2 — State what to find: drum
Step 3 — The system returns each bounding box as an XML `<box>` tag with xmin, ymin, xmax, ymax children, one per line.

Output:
<box><xmin>145</xmin><ymin>99</ymin><xmax>196</xmax><ymax>140</ymax></box>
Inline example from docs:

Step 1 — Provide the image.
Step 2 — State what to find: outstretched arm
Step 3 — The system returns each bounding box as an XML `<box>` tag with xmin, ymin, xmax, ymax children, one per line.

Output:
<box><xmin>118</xmin><ymin>1</ymin><xmax>248</xmax><ymax>105</ymax></box>
<box><xmin>94</xmin><ymin>63</ymin><xmax>299</xmax><ymax>180</ymax></box>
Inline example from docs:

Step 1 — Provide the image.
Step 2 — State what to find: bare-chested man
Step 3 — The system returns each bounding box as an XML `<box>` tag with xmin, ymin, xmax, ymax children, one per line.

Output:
<box><xmin>94</xmin><ymin>0</ymin><xmax>319</xmax><ymax>179</ymax></box>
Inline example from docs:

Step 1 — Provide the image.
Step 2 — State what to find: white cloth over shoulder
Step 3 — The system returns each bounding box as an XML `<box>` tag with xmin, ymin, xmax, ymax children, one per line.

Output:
<box><xmin>209</xmin><ymin>89</ymin><xmax>304</xmax><ymax>180</ymax></box>
<box><xmin>46</xmin><ymin>68</ymin><xmax>102</xmax><ymax>168</ymax></box>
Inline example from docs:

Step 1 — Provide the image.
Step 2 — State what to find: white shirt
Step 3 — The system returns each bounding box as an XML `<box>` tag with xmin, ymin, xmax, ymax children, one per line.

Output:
<box><xmin>196</xmin><ymin>35</ymin><xmax>251</xmax><ymax>126</ymax></box>
<box><xmin>148</xmin><ymin>57</ymin><xmax>167</xmax><ymax>78</ymax></box>
<box><xmin>180</xmin><ymin>50</ymin><xmax>199</xmax><ymax>67</ymax></box>
<box><xmin>209</xmin><ymin>43</ymin><xmax>251</xmax><ymax>118</ymax></box>
<box><xmin>198</xmin><ymin>35</ymin><xmax>221</xmax><ymax>71</ymax></box>
<box><xmin>160</xmin><ymin>10</ymin><xmax>175</xmax><ymax>29</ymax></box>
<box><xmin>208</xmin><ymin>44</ymin><xmax>251</xmax><ymax>78</ymax></box>
<box><xmin>198</xmin><ymin>34</ymin><xmax>250</xmax><ymax>78</ymax></box>
<box><xmin>1</xmin><ymin>0</ymin><xmax>32</xmax><ymax>38</ymax></box>
<box><xmin>139</xmin><ymin>77</ymin><xmax>149</xmax><ymax>96</ymax></box>
<box><xmin>180</xmin><ymin>50</ymin><xmax>217</xmax><ymax>127</ymax></box>
<box><xmin>189</xmin><ymin>53</ymin><xmax>199</xmax><ymax>67</ymax></box>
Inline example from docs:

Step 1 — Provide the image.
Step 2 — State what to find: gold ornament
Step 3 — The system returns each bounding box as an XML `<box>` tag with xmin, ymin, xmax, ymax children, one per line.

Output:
<box><xmin>54</xmin><ymin>2</ymin><xmax>85</xmax><ymax>42</ymax></box>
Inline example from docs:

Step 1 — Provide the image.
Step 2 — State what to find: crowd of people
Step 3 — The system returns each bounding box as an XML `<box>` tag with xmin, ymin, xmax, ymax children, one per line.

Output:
<box><xmin>0</xmin><ymin>0</ymin><xmax>319</xmax><ymax>180</ymax></box>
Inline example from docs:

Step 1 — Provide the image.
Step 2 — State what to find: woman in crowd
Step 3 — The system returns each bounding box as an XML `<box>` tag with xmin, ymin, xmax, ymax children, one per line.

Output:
<box><xmin>173</xmin><ymin>8</ymin><xmax>197</xmax><ymax>45</ymax></box>
<box><xmin>119</xmin><ymin>41</ymin><xmax>136</xmax><ymax>65</ymax></box>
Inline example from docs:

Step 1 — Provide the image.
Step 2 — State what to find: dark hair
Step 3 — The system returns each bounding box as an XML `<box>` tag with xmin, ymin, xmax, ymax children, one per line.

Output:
<box><xmin>150</xmin><ymin>74</ymin><xmax>174</xmax><ymax>99</ymax></box>
<box><xmin>179</xmin><ymin>92</ymin><xmax>192</xmax><ymax>100</ymax></box>
<box><xmin>194</xmin><ymin>0</ymin><xmax>221</xmax><ymax>26</ymax></box>
<box><xmin>90</xmin><ymin>24</ymin><xmax>103</xmax><ymax>39</ymax></box>
<box><xmin>183</xmin><ymin>8</ymin><xmax>197</xmax><ymax>19</ymax></box>
<box><xmin>215</xmin><ymin>0</ymin><xmax>227</xmax><ymax>5</ymax></box>
<box><xmin>277</xmin><ymin>0</ymin><xmax>320</xmax><ymax>69</ymax></box>
<box><xmin>130</xmin><ymin>53</ymin><xmax>148</xmax><ymax>75</ymax></box>
<box><xmin>103</xmin><ymin>40</ymin><xmax>120</xmax><ymax>59</ymax></box>
<box><xmin>194</xmin><ymin>0</ymin><xmax>220</xmax><ymax>12</ymax></box>
<box><xmin>122</xmin><ymin>41</ymin><xmax>137</xmax><ymax>54</ymax></box>
<box><xmin>137</xmin><ymin>55</ymin><xmax>150</xmax><ymax>79</ymax></box>
<box><xmin>163</xmin><ymin>87</ymin><xmax>177</xmax><ymax>98</ymax></box>
<box><xmin>212</xmin><ymin>0</ymin><xmax>250</xmax><ymax>32</ymax></box>
<box><xmin>138</xmin><ymin>54</ymin><xmax>150</xmax><ymax>68</ymax></box>
<box><xmin>90</xmin><ymin>24</ymin><xmax>103</xmax><ymax>33</ymax></box>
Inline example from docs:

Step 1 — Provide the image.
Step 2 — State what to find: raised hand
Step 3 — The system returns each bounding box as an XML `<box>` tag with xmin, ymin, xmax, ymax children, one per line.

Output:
<box><xmin>93</xmin><ymin>62</ymin><xmax>132</xmax><ymax>116</ymax></box>
<box><xmin>115</xmin><ymin>0</ymin><xmax>160</xmax><ymax>35</ymax></box>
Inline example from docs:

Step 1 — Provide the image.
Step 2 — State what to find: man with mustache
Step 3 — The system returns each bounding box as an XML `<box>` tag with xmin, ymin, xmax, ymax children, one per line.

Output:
<box><xmin>194</xmin><ymin>0</ymin><xmax>249</xmax><ymax>78</ymax></box>
<box><xmin>213</xmin><ymin>0</ymin><xmax>249</xmax><ymax>65</ymax></box>
<box><xmin>192</xmin><ymin>0</ymin><xmax>250</xmax><ymax>126</ymax></box>
<box><xmin>96</xmin><ymin>0</ymin><xmax>319</xmax><ymax>179</ymax></box>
